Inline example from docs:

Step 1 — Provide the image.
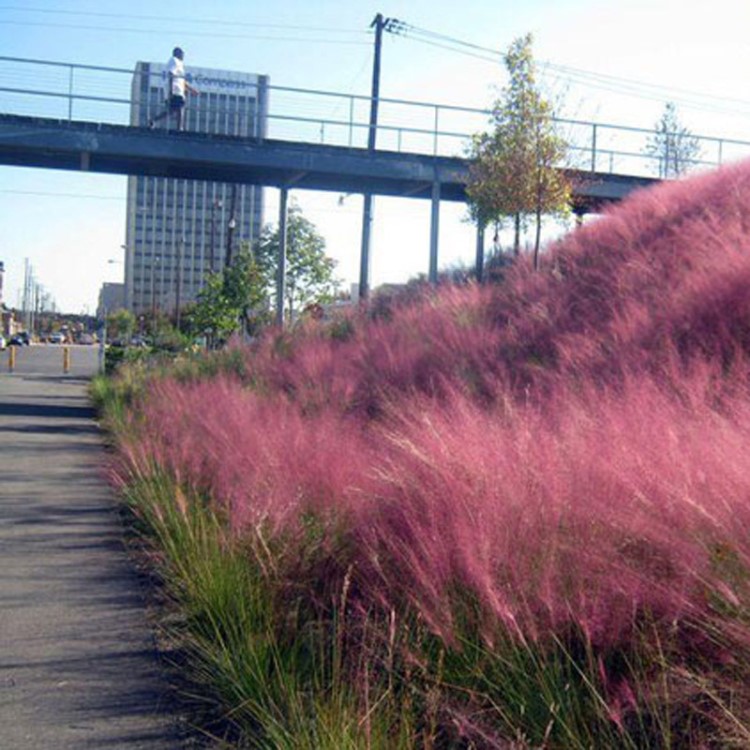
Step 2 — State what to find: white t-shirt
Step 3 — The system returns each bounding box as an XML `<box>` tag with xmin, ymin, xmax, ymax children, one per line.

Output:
<box><xmin>167</xmin><ymin>56</ymin><xmax>186</xmax><ymax>98</ymax></box>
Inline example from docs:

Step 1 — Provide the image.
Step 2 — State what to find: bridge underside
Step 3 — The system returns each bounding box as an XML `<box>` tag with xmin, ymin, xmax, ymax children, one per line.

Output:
<box><xmin>0</xmin><ymin>114</ymin><xmax>657</xmax><ymax>212</ymax></box>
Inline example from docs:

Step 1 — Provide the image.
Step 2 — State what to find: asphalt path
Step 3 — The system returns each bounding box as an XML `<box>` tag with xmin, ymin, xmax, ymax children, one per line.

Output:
<box><xmin>0</xmin><ymin>344</ymin><xmax>185</xmax><ymax>748</ymax></box>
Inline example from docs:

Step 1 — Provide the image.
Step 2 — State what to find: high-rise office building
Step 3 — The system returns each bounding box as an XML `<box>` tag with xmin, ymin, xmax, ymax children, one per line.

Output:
<box><xmin>125</xmin><ymin>61</ymin><xmax>269</xmax><ymax>315</ymax></box>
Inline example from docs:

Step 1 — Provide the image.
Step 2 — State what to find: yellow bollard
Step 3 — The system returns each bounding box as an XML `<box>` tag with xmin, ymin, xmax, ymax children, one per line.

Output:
<box><xmin>63</xmin><ymin>346</ymin><xmax>71</xmax><ymax>374</ymax></box>
<box><xmin>8</xmin><ymin>345</ymin><xmax>15</xmax><ymax>372</ymax></box>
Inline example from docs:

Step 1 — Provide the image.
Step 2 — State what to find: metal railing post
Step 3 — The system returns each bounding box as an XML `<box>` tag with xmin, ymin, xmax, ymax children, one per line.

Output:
<box><xmin>433</xmin><ymin>105</ymin><xmax>439</xmax><ymax>155</ymax></box>
<box><xmin>348</xmin><ymin>96</ymin><xmax>354</xmax><ymax>147</ymax></box>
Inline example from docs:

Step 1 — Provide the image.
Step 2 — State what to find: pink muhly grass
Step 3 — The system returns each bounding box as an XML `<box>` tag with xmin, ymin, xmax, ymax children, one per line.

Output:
<box><xmin>344</xmin><ymin>369</ymin><xmax>750</xmax><ymax>650</ymax></box>
<box><xmin>110</xmin><ymin>158</ymin><xmax>750</xmax><ymax>668</ymax></box>
<box><xmin>244</xmin><ymin>283</ymin><xmax>509</xmax><ymax>418</ymax></box>
<box><xmin>235</xmin><ymin>160</ymin><xmax>750</xmax><ymax>420</ymax></box>
<box><xmin>485</xmin><ymin>160</ymin><xmax>750</xmax><ymax>388</ymax></box>
<box><xmin>115</xmin><ymin>376</ymin><xmax>376</xmax><ymax>537</ymax></box>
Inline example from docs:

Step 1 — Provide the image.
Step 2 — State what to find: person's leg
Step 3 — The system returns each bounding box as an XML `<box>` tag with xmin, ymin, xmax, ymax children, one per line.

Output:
<box><xmin>149</xmin><ymin>95</ymin><xmax>176</xmax><ymax>128</ymax></box>
<box><xmin>149</xmin><ymin>106</ymin><xmax>169</xmax><ymax>128</ymax></box>
<box><xmin>175</xmin><ymin>98</ymin><xmax>186</xmax><ymax>131</ymax></box>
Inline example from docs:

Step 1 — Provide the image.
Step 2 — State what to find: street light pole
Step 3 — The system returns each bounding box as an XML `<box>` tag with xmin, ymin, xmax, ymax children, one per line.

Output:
<box><xmin>225</xmin><ymin>185</ymin><xmax>238</xmax><ymax>268</ymax></box>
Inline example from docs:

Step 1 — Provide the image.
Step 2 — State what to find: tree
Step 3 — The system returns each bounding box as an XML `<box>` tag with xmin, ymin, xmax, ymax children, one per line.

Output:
<box><xmin>190</xmin><ymin>204</ymin><xmax>338</xmax><ymax>339</ymax></box>
<box><xmin>466</xmin><ymin>34</ymin><xmax>571</xmax><ymax>270</ymax></box>
<box><xmin>106</xmin><ymin>308</ymin><xmax>135</xmax><ymax>342</ymax></box>
<box><xmin>644</xmin><ymin>102</ymin><xmax>701</xmax><ymax>179</ymax></box>
<box><xmin>254</xmin><ymin>202</ymin><xmax>339</xmax><ymax>320</ymax></box>
<box><xmin>188</xmin><ymin>248</ymin><xmax>269</xmax><ymax>343</ymax></box>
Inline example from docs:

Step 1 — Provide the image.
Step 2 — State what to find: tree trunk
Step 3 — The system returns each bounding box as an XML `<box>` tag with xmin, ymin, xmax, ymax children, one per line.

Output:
<box><xmin>533</xmin><ymin>206</ymin><xmax>542</xmax><ymax>270</ymax></box>
<box><xmin>513</xmin><ymin>214</ymin><xmax>521</xmax><ymax>256</ymax></box>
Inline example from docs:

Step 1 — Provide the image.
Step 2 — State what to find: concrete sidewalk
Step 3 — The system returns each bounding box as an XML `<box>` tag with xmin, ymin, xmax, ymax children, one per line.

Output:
<box><xmin>0</xmin><ymin>348</ymin><xmax>186</xmax><ymax>749</ymax></box>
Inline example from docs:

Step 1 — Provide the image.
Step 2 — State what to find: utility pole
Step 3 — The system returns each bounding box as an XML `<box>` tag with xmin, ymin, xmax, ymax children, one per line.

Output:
<box><xmin>368</xmin><ymin>13</ymin><xmax>386</xmax><ymax>154</ymax></box>
<box><xmin>359</xmin><ymin>13</ymin><xmax>390</xmax><ymax>302</ymax></box>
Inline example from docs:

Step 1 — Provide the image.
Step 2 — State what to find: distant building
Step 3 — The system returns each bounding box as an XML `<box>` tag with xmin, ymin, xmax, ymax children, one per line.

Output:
<box><xmin>0</xmin><ymin>261</ymin><xmax>4</xmax><ymax>307</ymax></box>
<box><xmin>97</xmin><ymin>282</ymin><xmax>125</xmax><ymax>319</ymax></box>
<box><xmin>124</xmin><ymin>61</ymin><xmax>269</xmax><ymax>314</ymax></box>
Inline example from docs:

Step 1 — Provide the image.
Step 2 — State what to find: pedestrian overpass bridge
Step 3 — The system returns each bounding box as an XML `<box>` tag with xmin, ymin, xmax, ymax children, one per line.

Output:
<box><xmin>0</xmin><ymin>113</ymin><xmax>654</xmax><ymax>209</ymax></box>
<box><xmin>1</xmin><ymin>54</ymin><xmax>747</xmax><ymax>307</ymax></box>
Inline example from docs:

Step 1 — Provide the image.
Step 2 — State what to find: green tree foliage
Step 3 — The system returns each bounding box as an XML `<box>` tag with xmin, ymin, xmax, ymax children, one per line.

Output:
<box><xmin>254</xmin><ymin>202</ymin><xmax>339</xmax><ymax>320</ymax></box>
<box><xmin>106</xmin><ymin>307</ymin><xmax>135</xmax><ymax>342</ymax></box>
<box><xmin>189</xmin><ymin>204</ymin><xmax>338</xmax><ymax>340</ymax></box>
<box><xmin>467</xmin><ymin>34</ymin><xmax>571</xmax><ymax>269</ymax></box>
<box><xmin>189</xmin><ymin>248</ymin><xmax>269</xmax><ymax>343</ymax></box>
<box><xmin>645</xmin><ymin>101</ymin><xmax>702</xmax><ymax>179</ymax></box>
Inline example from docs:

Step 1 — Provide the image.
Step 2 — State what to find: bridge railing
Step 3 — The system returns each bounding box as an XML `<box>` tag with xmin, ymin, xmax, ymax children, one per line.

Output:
<box><xmin>2</xmin><ymin>55</ymin><xmax>750</xmax><ymax>179</ymax></box>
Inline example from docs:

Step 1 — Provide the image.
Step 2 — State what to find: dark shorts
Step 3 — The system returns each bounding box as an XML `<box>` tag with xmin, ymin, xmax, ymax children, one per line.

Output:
<box><xmin>168</xmin><ymin>94</ymin><xmax>186</xmax><ymax>111</ymax></box>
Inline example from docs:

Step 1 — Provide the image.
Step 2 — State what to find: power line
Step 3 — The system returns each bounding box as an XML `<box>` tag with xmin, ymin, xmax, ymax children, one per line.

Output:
<box><xmin>541</xmin><ymin>61</ymin><xmax>750</xmax><ymax>109</ymax></box>
<box><xmin>0</xmin><ymin>5</ymin><xmax>367</xmax><ymax>34</ymax></box>
<box><xmin>385</xmin><ymin>20</ymin><xmax>750</xmax><ymax>117</ymax></box>
<box><xmin>0</xmin><ymin>20</ymin><xmax>370</xmax><ymax>45</ymax></box>
<box><xmin>540</xmin><ymin>68</ymin><xmax>750</xmax><ymax>119</ymax></box>
<box><xmin>395</xmin><ymin>21</ymin><xmax>502</xmax><ymax>59</ymax></box>
<box><xmin>395</xmin><ymin>34</ymin><xmax>501</xmax><ymax>66</ymax></box>
<box><xmin>0</xmin><ymin>188</ymin><xmax>125</xmax><ymax>200</ymax></box>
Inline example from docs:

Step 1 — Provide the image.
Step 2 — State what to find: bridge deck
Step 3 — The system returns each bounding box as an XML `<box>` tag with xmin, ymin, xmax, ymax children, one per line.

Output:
<box><xmin>0</xmin><ymin>114</ymin><xmax>658</xmax><ymax>212</ymax></box>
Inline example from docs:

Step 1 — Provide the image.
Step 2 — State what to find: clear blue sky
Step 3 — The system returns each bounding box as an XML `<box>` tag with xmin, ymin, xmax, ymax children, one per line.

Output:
<box><xmin>2</xmin><ymin>0</ymin><xmax>750</xmax><ymax>313</ymax></box>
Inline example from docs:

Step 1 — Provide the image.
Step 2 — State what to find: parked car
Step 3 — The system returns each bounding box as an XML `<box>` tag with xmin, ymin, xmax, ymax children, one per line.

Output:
<box><xmin>8</xmin><ymin>335</ymin><xmax>25</xmax><ymax>346</ymax></box>
<box><xmin>0</xmin><ymin>334</ymin><xmax>5</xmax><ymax>350</ymax></box>
<box><xmin>48</xmin><ymin>332</ymin><xmax>65</xmax><ymax>344</ymax></box>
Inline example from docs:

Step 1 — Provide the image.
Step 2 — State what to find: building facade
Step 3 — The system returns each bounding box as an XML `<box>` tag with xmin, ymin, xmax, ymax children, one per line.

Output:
<box><xmin>96</xmin><ymin>282</ymin><xmax>125</xmax><ymax>319</ymax></box>
<box><xmin>125</xmin><ymin>61</ymin><xmax>269</xmax><ymax>315</ymax></box>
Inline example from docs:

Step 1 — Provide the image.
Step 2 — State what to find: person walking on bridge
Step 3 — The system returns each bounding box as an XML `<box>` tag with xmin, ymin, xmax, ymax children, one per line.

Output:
<box><xmin>149</xmin><ymin>46</ymin><xmax>199</xmax><ymax>132</ymax></box>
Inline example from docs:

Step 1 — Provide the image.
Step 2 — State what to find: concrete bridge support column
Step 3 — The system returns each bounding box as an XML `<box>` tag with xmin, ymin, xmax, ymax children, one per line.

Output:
<box><xmin>276</xmin><ymin>186</ymin><xmax>289</xmax><ymax>327</ymax></box>
<box><xmin>429</xmin><ymin>181</ymin><xmax>440</xmax><ymax>284</ymax></box>
<box><xmin>359</xmin><ymin>192</ymin><xmax>373</xmax><ymax>301</ymax></box>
